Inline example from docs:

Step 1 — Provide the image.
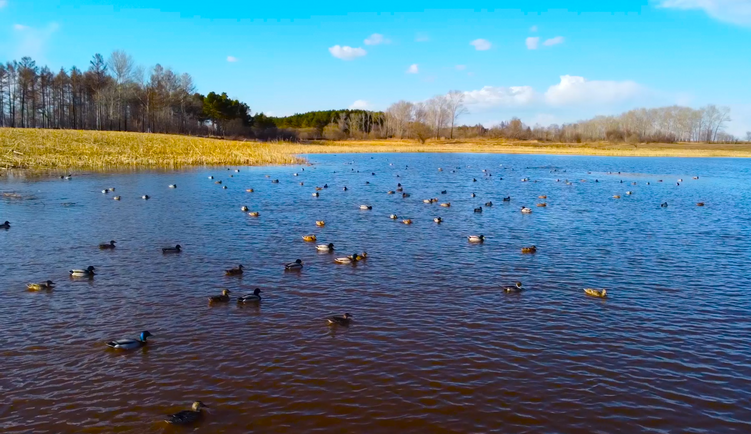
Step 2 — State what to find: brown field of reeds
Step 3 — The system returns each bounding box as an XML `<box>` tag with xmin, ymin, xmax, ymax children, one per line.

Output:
<box><xmin>2</xmin><ymin>128</ymin><xmax>750</xmax><ymax>172</ymax></box>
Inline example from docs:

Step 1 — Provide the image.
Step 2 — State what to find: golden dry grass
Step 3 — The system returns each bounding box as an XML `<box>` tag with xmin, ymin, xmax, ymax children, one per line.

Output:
<box><xmin>2</xmin><ymin>128</ymin><xmax>750</xmax><ymax>172</ymax></box>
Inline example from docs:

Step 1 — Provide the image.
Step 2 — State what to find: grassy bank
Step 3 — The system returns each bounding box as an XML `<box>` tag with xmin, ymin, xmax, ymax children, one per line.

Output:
<box><xmin>2</xmin><ymin>128</ymin><xmax>750</xmax><ymax>172</ymax></box>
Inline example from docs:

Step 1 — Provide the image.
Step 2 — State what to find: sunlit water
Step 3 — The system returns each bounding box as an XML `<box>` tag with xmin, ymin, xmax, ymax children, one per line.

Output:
<box><xmin>1</xmin><ymin>153</ymin><xmax>751</xmax><ymax>433</ymax></box>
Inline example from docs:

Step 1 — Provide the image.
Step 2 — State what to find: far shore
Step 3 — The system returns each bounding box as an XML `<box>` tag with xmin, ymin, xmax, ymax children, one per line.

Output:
<box><xmin>2</xmin><ymin>128</ymin><xmax>750</xmax><ymax>173</ymax></box>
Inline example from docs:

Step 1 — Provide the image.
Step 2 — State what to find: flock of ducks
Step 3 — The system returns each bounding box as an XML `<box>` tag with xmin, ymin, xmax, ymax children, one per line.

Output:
<box><xmin>5</xmin><ymin>161</ymin><xmax>707</xmax><ymax>425</ymax></box>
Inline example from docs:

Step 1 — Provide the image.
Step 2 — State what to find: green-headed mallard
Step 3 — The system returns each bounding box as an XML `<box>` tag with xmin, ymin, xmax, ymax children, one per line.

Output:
<box><xmin>165</xmin><ymin>401</ymin><xmax>209</xmax><ymax>425</ymax></box>
<box><xmin>360</xmin><ymin>205</ymin><xmax>372</xmax><ymax>210</ymax></box>
<box><xmin>209</xmin><ymin>289</ymin><xmax>231</xmax><ymax>303</ymax></box>
<box><xmin>521</xmin><ymin>207</ymin><xmax>532</xmax><ymax>214</ymax></box>
<box><xmin>241</xmin><ymin>205</ymin><xmax>248</xmax><ymax>211</ymax></box>
<box><xmin>285</xmin><ymin>259</ymin><xmax>303</xmax><ymax>270</ymax></box>
<box><xmin>162</xmin><ymin>244</ymin><xmax>181</xmax><ymax>253</ymax></box>
<box><xmin>27</xmin><ymin>280</ymin><xmax>55</xmax><ymax>291</ymax></box>
<box><xmin>312</xmin><ymin>192</ymin><xmax>320</xmax><ymax>197</ymax></box>
<box><xmin>504</xmin><ymin>282</ymin><xmax>524</xmax><ymax>293</ymax></box>
<box><xmin>237</xmin><ymin>288</ymin><xmax>262</xmax><ymax>303</ymax></box>
<box><xmin>225</xmin><ymin>264</ymin><xmax>243</xmax><ymax>276</ymax></box>
<box><xmin>521</xmin><ymin>246</ymin><xmax>537</xmax><ymax>253</ymax></box>
<box><xmin>327</xmin><ymin>313</ymin><xmax>353</xmax><ymax>326</ymax></box>
<box><xmin>99</xmin><ymin>240</ymin><xmax>116</xmax><ymax>249</ymax></box>
<box><xmin>317</xmin><ymin>243</ymin><xmax>335</xmax><ymax>252</ymax></box>
<box><xmin>70</xmin><ymin>266</ymin><xmax>96</xmax><ymax>277</ymax></box>
<box><xmin>246</xmin><ymin>188</ymin><xmax>254</xmax><ymax>192</ymax></box>
<box><xmin>106</xmin><ymin>331</ymin><xmax>153</xmax><ymax>350</ymax></box>
<box><xmin>389</xmin><ymin>214</ymin><xmax>398</xmax><ymax>219</ymax></box>
<box><xmin>468</xmin><ymin>235</ymin><xmax>485</xmax><ymax>243</ymax></box>
<box><xmin>169</xmin><ymin>184</ymin><xmax>177</xmax><ymax>188</ymax></box>
<box><xmin>335</xmin><ymin>254</ymin><xmax>358</xmax><ymax>264</ymax></box>
<box><xmin>142</xmin><ymin>195</ymin><xmax>150</xmax><ymax>200</ymax></box>
<box><xmin>1</xmin><ymin>221</ymin><xmax>11</xmax><ymax>229</ymax></box>
<box><xmin>584</xmin><ymin>288</ymin><xmax>607</xmax><ymax>298</ymax></box>
<box><xmin>113</xmin><ymin>196</ymin><xmax>121</xmax><ymax>201</ymax></box>
<box><xmin>434</xmin><ymin>217</ymin><xmax>443</xmax><ymax>223</ymax></box>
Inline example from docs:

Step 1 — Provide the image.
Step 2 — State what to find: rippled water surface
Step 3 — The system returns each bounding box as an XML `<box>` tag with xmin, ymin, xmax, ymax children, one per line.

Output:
<box><xmin>2</xmin><ymin>153</ymin><xmax>751</xmax><ymax>433</ymax></box>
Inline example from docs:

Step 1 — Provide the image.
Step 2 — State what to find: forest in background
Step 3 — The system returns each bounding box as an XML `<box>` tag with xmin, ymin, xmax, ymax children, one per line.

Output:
<box><xmin>1</xmin><ymin>52</ymin><xmax>747</xmax><ymax>144</ymax></box>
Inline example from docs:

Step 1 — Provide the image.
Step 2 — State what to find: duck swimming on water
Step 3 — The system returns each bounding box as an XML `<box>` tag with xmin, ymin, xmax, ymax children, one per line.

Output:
<box><xmin>327</xmin><ymin>313</ymin><xmax>353</xmax><ymax>326</ymax></box>
<box><xmin>504</xmin><ymin>282</ymin><xmax>524</xmax><ymax>293</ymax></box>
<box><xmin>106</xmin><ymin>331</ymin><xmax>153</xmax><ymax>350</ymax></box>
<box><xmin>27</xmin><ymin>280</ymin><xmax>55</xmax><ymax>291</ymax></box>
<box><xmin>162</xmin><ymin>244</ymin><xmax>182</xmax><ymax>253</ymax></box>
<box><xmin>468</xmin><ymin>235</ymin><xmax>485</xmax><ymax>243</ymax></box>
<box><xmin>237</xmin><ymin>288</ymin><xmax>262</xmax><ymax>303</ymax></box>
<box><xmin>209</xmin><ymin>289</ymin><xmax>231</xmax><ymax>303</ymax></box>
<box><xmin>165</xmin><ymin>401</ymin><xmax>209</xmax><ymax>425</ymax></box>
<box><xmin>335</xmin><ymin>254</ymin><xmax>358</xmax><ymax>264</ymax></box>
<box><xmin>99</xmin><ymin>240</ymin><xmax>116</xmax><ymax>249</ymax></box>
<box><xmin>225</xmin><ymin>265</ymin><xmax>244</xmax><ymax>276</ymax></box>
<box><xmin>584</xmin><ymin>288</ymin><xmax>607</xmax><ymax>298</ymax></box>
<box><xmin>70</xmin><ymin>266</ymin><xmax>96</xmax><ymax>277</ymax></box>
<box><xmin>285</xmin><ymin>259</ymin><xmax>303</xmax><ymax>270</ymax></box>
<box><xmin>317</xmin><ymin>243</ymin><xmax>335</xmax><ymax>252</ymax></box>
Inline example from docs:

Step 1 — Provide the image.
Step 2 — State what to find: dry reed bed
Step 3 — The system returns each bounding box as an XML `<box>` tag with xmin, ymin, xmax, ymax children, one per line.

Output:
<box><xmin>2</xmin><ymin>128</ymin><xmax>750</xmax><ymax>172</ymax></box>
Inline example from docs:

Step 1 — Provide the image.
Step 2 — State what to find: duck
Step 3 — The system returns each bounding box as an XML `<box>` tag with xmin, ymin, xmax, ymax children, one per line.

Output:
<box><xmin>536</xmin><ymin>203</ymin><xmax>547</xmax><ymax>207</ymax></box>
<box><xmin>241</xmin><ymin>205</ymin><xmax>249</xmax><ymax>211</ymax></box>
<box><xmin>107</xmin><ymin>331</ymin><xmax>153</xmax><ymax>350</ymax></box>
<box><xmin>27</xmin><ymin>280</ymin><xmax>55</xmax><ymax>291</ymax></box>
<box><xmin>441</xmin><ymin>190</ymin><xmax>447</xmax><ymax>194</ymax></box>
<box><xmin>316</xmin><ymin>220</ymin><xmax>326</xmax><ymax>227</ymax></box>
<box><xmin>474</xmin><ymin>207</ymin><xmax>483</xmax><ymax>213</ymax></box>
<box><xmin>504</xmin><ymin>282</ymin><xmax>524</xmax><ymax>293</ymax></box>
<box><xmin>335</xmin><ymin>254</ymin><xmax>358</xmax><ymax>264</ymax></box>
<box><xmin>660</xmin><ymin>202</ymin><xmax>668</xmax><ymax>208</ymax></box>
<box><xmin>222</xmin><ymin>186</ymin><xmax>227</xmax><ymax>189</ymax></box>
<box><xmin>271</xmin><ymin>179</ymin><xmax>280</xmax><ymax>183</ymax></box>
<box><xmin>697</xmin><ymin>202</ymin><xmax>705</xmax><ymax>207</ymax></box>
<box><xmin>468</xmin><ymin>235</ymin><xmax>485</xmax><ymax>243</ymax></box>
<box><xmin>323</xmin><ymin>184</ymin><xmax>329</xmax><ymax>189</ymax></box>
<box><xmin>101</xmin><ymin>189</ymin><xmax>109</xmax><ymax>194</ymax></box>
<box><xmin>613</xmin><ymin>195</ymin><xmax>621</xmax><ymax>199</ymax></box>
<box><xmin>225</xmin><ymin>265</ymin><xmax>244</xmax><ymax>276</ymax></box>
<box><xmin>293</xmin><ymin>173</ymin><xmax>299</xmax><ymax>176</ymax></box>
<box><xmin>521</xmin><ymin>207</ymin><xmax>532</xmax><ymax>214</ymax></box>
<box><xmin>360</xmin><ymin>205</ymin><xmax>372</xmax><ymax>210</ymax></box>
<box><xmin>521</xmin><ymin>246</ymin><xmax>537</xmax><ymax>253</ymax></box>
<box><xmin>434</xmin><ymin>217</ymin><xmax>443</xmax><ymax>223</ymax></box>
<box><xmin>162</xmin><ymin>244</ymin><xmax>182</xmax><ymax>253</ymax></box>
<box><xmin>355</xmin><ymin>252</ymin><xmax>368</xmax><ymax>261</ymax></box>
<box><xmin>246</xmin><ymin>188</ymin><xmax>254</xmax><ymax>193</ymax></box>
<box><xmin>317</xmin><ymin>243</ymin><xmax>335</xmax><ymax>252</ymax></box>
<box><xmin>208</xmin><ymin>176</ymin><xmax>214</xmax><ymax>179</ymax></box>
<box><xmin>302</xmin><ymin>234</ymin><xmax>317</xmax><ymax>242</ymax></box>
<box><xmin>70</xmin><ymin>266</ymin><xmax>96</xmax><ymax>277</ymax></box>
<box><xmin>440</xmin><ymin>202</ymin><xmax>451</xmax><ymax>207</ymax></box>
<box><xmin>538</xmin><ymin>195</ymin><xmax>547</xmax><ymax>199</ymax></box>
<box><xmin>235</xmin><ymin>169</ymin><xmax>240</xmax><ymax>173</ymax></box>
<box><xmin>164</xmin><ymin>401</ymin><xmax>209</xmax><ymax>425</ymax></box>
<box><xmin>285</xmin><ymin>259</ymin><xmax>303</xmax><ymax>270</ymax></box>
<box><xmin>626</xmin><ymin>191</ymin><xmax>632</xmax><ymax>195</ymax></box>
<box><xmin>485</xmin><ymin>201</ymin><xmax>493</xmax><ymax>207</ymax></box>
<box><xmin>315</xmin><ymin>187</ymin><xmax>323</xmax><ymax>191</ymax></box>
<box><xmin>248</xmin><ymin>211</ymin><xmax>260</xmax><ymax>217</ymax></box>
<box><xmin>471</xmin><ymin>193</ymin><xmax>476</xmax><ymax>198</ymax></box>
<box><xmin>402</xmin><ymin>193</ymin><xmax>410</xmax><ymax>198</ymax></box>
<box><xmin>502</xmin><ymin>196</ymin><xmax>511</xmax><ymax>202</ymax></box>
<box><xmin>423</xmin><ymin>199</ymin><xmax>432</xmax><ymax>204</ymax></box>
<box><xmin>1</xmin><ymin>221</ymin><xmax>11</xmax><ymax>229</ymax></box>
<box><xmin>142</xmin><ymin>195</ymin><xmax>150</xmax><ymax>200</ymax></box>
<box><xmin>343</xmin><ymin>186</ymin><xmax>348</xmax><ymax>191</ymax></box>
<box><xmin>169</xmin><ymin>184</ymin><xmax>177</xmax><ymax>189</ymax></box>
<box><xmin>327</xmin><ymin>313</ymin><xmax>353</xmax><ymax>326</ymax></box>
<box><xmin>237</xmin><ymin>288</ymin><xmax>262</xmax><ymax>303</ymax></box>
<box><xmin>397</xmin><ymin>187</ymin><xmax>404</xmax><ymax>192</ymax></box>
<box><xmin>473</xmin><ymin>178</ymin><xmax>477</xmax><ymax>182</ymax></box>
<box><xmin>209</xmin><ymin>289</ymin><xmax>232</xmax><ymax>303</ymax></box>
<box><xmin>99</xmin><ymin>240</ymin><xmax>116</xmax><ymax>249</ymax></box>
<box><xmin>693</xmin><ymin>176</ymin><xmax>699</xmax><ymax>180</ymax></box>
<box><xmin>389</xmin><ymin>214</ymin><xmax>398</xmax><ymax>219</ymax></box>
<box><xmin>584</xmin><ymin>288</ymin><xmax>607</xmax><ymax>298</ymax></box>
<box><xmin>387</xmin><ymin>190</ymin><xmax>395</xmax><ymax>195</ymax></box>
<box><xmin>113</xmin><ymin>196</ymin><xmax>121</xmax><ymax>201</ymax></box>
<box><xmin>312</xmin><ymin>192</ymin><xmax>319</xmax><ymax>197</ymax></box>
<box><xmin>215</xmin><ymin>180</ymin><xmax>222</xmax><ymax>184</ymax></box>
<box><xmin>402</xmin><ymin>219</ymin><xmax>413</xmax><ymax>225</ymax></box>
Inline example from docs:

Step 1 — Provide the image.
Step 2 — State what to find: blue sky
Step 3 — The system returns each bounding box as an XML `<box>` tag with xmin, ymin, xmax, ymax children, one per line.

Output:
<box><xmin>1</xmin><ymin>0</ymin><xmax>750</xmax><ymax>135</ymax></box>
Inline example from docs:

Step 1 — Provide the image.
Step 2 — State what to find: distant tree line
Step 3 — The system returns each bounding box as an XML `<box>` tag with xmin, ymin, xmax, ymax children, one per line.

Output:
<box><xmin>0</xmin><ymin>52</ymin><xmax>250</xmax><ymax>136</ymax></box>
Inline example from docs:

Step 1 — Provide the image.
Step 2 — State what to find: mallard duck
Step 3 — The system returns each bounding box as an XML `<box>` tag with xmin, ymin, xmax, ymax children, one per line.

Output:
<box><xmin>317</xmin><ymin>243</ymin><xmax>335</xmax><ymax>251</ymax></box>
<box><xmin>165</xmin><ymin>401</ymin><xmax>209</xmax><ymax>425</ymax></box>
<box><xmin>389</xmin><ymin>214</ymin><xmax>398</xmax><ymax>220</ymax></box>
<box><xmin>248</xmin><ymin>211</ymin><xmax>260</xmax><ymax>217</ymax></box>
<box><xmin>360</xmin><ymin>205</ymin><xmax>372</xmax><ymax>210</ymax></box>
<box><xmin>162</xmin><ymin>244</ymin><xmax>182</xmax><ymax>253</ymax></box>
<box><xmin>1</xmin><ymin>221</ymin><xmax>11</xmax><ymax>229</ymax></box>
<box><xmin>302</xmin><ymin>234</ymin><xmax>317</xmax><ymax>242</ymax></box>
<box><xmin>215</xmin><ymin>180</ymin><xmax>222</xmax><ymax>184</ymax></box>
<box><xmin>208</xmin><ymin>176</ymin><xmax>214</xmax><ymax>179</ymax></box>
<box><xmin>423</xmin><ymin>199</ymin><xmax>432</xmax><ymax>204</ymax></box>
<box><xmin>438</xmin><ymin>168</ymin><xmax>443</xmax><ymax>171</ymax></box>
<box><xmin>696</xmin><ymin>202</ymin><xmax>705</xmax><ymax>206</ymax></box>
<box><xmin>335</xmin><ymin>254</ymin><xmax>358</xmax><ymax>264</ymax></box>
<box><xmin>356</xmin><ymin>252</ymin><xmax>368</xmax><ymax>261</ymax></box>
<box><xmin>441</xmin><ymin>190</ymin><xmax>447</xmax><ymax>194</ymax></box>
<box><xmin>434</xmin><ymin>217</ymin><xmax>443</xmax><ymax>223</ymax></box>
<box><xmin>503</xmin><ymin>196</ymin><xmax>511</xmax><ymax>202</ymax></box>
<box><xmin>222</xmin><ymin>185</ymin><xmax>227</xmax><ymax>189</ymax></box>
<box><xmin>693</xmin><ymin>176</ymin><xmax>699</xmax><ymax>180</ymax></box>
<box><xmin>537</xmin><ymin>203</ymin><xmax>547</xmax><ymax>207</ymax></box>
<box><xmin>209</xmin><ymin>289</ymin><xmax>231</xmax><ymax>303</ymax></box>
<box><xmin>521</xmin><ymin>245</ymin><xmax>537</xmax><ymax>253</ymax></box>
<box><xmin>312</xmin><ymin>192</ymin><xmax>320</xmax><ymax>197</ymax></box>
<box><xmin>504</xmin><ymin>282</ymin><xmax>524</xmax><ymax>293</ymax></box>
<box><xmin>235</xmin><ymin>169</ymin><xmax>240</xmax><ymax>173</ymax></box>
<box><xmin>142</xmin><ymin>195</ymin><xmax>150</xmax><ymax>200</ymax></box>
<box><xmin>27</xmin><ymin>280</ymin><xmax>55</xmax><ymax>291</ymax></box>
<box><xmin>473</xmin><ymin>178</ymin><xmax>477</xmax><ymax>182</ymax></box>
<box><xmin>440</xmin><ymin>203</ymin><xmax>451</xmax><ymax>207</ymax></box>
<box><xmin>285</xmin><ymin>259</ymin><xmax>303</xmax><ymax>270</ymax></box>
<box><xmin>70</xmin><ymin>266</ymin><xmax>96</xmax><ymax>277</ymax></box>
<box><xmin>316</xmin><ymin>220</ymin><xmax>325</xmax><ymax>227</ymax></box>
<box><xmin>107</xmin><ymin>331</ymin><xmax>153</xmax><ymax>350</ymax></box>
<box><xmin>225</xmin><ymin>264</ymin><xmax>244</xmax><ymax>276</ymax></box>
<box><xmin>238</xmin><ymin>288</ymin><xmax>262</xmax><ymax>303</ymax></box>
<box><xmin>485</xmin><ymin>201</ymin><xmax>494</xmax><ymax>207</ymax></box>
<box><xmin>402</xmin><ymin>192</ymin><xmax>410</xmax><ymax>198</ymax></box>
<box><xmin>521</xmin><ymin>207</ymin><xmax>532</xmax><ymax>214</ymax></box>
<box><xmin>538</xmin><ymin>195</ymin><xmax>547</xmax><ymax>199</ymax></box>
<box><xmin>272</xmin><ymin>179</ymin><xmax>280</xmax><ymax>183</ymax></box>
<box><xmin>626</xmin><ymin>191</ymin><xmax>632</xmax><ymax>195</ymax></box>
<box><xmin>397</xmin><ymin>187</ymin><xmax>404</xmax><ymax>192</ymax></box>
<box><xmin>99</xmin><ymin>240</ymin><xmax>116</xmax><ymax>249</ymax></box>
<box><xmin>246</xmin><ymin>188</ymin><xmax>254</xmax><ymax>192</ymax></box>
<box><xmin>315</xmin><ymin>187</ymin><xmax>323</xmax><ymax>191</ymax></box>
<box><xmin>343</xmin><ymin>186</ymin><xmax>348</xmax><ymax>191</ymax></box>
<box><xmin>613</xmin><ymin>195</ymin><xmax>621</xmax><ymax>199</ymax></box>
<box><xmin>471</xmin><ymin>193</ymin><xmax>476</xmax><ymax>198</ymax></box>
<box><xmin>660</xmin><ymin>202</ymin><xmax>668</xmax><ymax>208</ymax></box>
<box><xmin>101</xmin><ymin>189</ymin><xmax>109</xmax><ymax>194</ymax></box>
<box><xmin>241</xmin><ymin>206</ymin><xmax>249</xmax><ymax>211</ymax></box>
<box><xmin>169</xmin><ymin>184</ymin><xmax>177</xmax><ymax>189</ymax></box>
<box><xmin>387</xmin><ymin>190</ymin><xmax>395</xmax><ymax>194</ymax></box>
<box><xmin>402</xmin><ymin>219</ymin><xmax>413</xmax><ymax>225</ymax></box>
<box><xmin>474</xmin><ymin>207</ymin><xmax>483</xmax><ymax>213</ymax></box>
<box><xmin>468</xmin><ymin>235</ymin><xmax>485</xmax><ymax>243</ymax></box>
<box><xmin>584</xmin><ymin>288</ymin><xmax>607</xmax><ymax>298</ymax></box>
<box><xmin>327</xmin><ymin>313</ymin><xmax>353</xmax><ymax>326</ymax></box>
<box><xmin>293</xmin><ymin>172</ymin><xmax>299</xmax><ymax>176</ymax></box>
<box><xmin>113</xmin><ymin>196</ymin><xmax>121</xmax><ymax>201</ymax></box>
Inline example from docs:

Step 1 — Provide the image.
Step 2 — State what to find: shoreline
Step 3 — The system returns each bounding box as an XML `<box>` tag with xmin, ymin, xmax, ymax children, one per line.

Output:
<box><xmin>2</xmin><ymin>128</ymin><xmax>750</xmax><ymax>174</ymax></box>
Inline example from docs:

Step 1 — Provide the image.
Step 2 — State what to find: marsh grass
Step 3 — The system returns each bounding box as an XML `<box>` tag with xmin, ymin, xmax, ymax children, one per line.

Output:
<box><xmin>2</xmin><ymin>128</ymin><xmax>749</xmax><ymax>173</ymax></box>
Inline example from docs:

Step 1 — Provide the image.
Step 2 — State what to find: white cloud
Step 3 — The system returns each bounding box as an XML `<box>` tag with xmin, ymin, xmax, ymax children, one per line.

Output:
<box><xmin>530</xmin><ymin>25</ymin><xmax>538</xmax><ymax>32</ymax></box>
<box><xmin>226</xmin><ymin>56</ymin><xmax>238</xmax><ymax>62</ymax></box>
<box><xmin>470</xmin><ymin>38</ymin><xmax>492</xmax><ymax>51</ymax></box>
<box><xmin>543</xmin><ymin>36</ymin><xmax>565</xmax><ymax>46</ymax></box>
<box><xmin>328</xmin><ymin>45</ymin><xmax>367</xmax><ymax>60</ymax></box>
<box><xmin>349</xmin><ymin>100</ymin><xmax>371</xmax><ymax>110</ymax></box>
<box><xmin>12</xmin><ymin>22</ymin><xmax>58</xmax><ymax>59</ymax></box>
<box><xmin>415</xmin><ymin>33</ymin><xmax>430</xmax><ymax>42</ymax></box>
<box><xmin>544</xmin><ymin>75</ymin><xmax>644</xmax><ymax>106</ymax></box>
<box><xmin>364</xmin><ymin>33</ymin><xmax>389</xmax><ymax>45</ymax></box>
<box><xmin>657</xmin><ymin>0</ymin><xmax>751</xmax><ymax>26</ymax></box>
<box><xmin>406</xmin><ymin>63</ymin><xmax>419</xmax><ymax>74</ymax></box>
<box><xmin>526</xmin><ymin>37</ymin><xmax>540</xmax><ymax>50</ymax></box>
<box><xmin>0</xmin><ymin>1</ymin><xmax>8</xmax><ymax>9</ymax></box>
<box><xmin>13</xmin><ymin>24</ymin><xmax>28</xmax><ymax>30</ymax></box>
<box><xmin>463</xmin><ymin>85</ymin><xmax>538</xmax><ymax>108</ymax></box>
<box><xmin>455</xmin><ymin>64</ymin><xmax>467</xmax><ymax>70</ymax></box>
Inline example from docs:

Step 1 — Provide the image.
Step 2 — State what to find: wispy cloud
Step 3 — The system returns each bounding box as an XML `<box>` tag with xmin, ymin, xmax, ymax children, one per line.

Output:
<box><xmin>455</xmin><ymin>65</ymin><xmax>467</xmax><ymax>71</ymax></box>
<box><xmin>657</xmin><ymin>0</ymin><xmax>751</xmax><ymax>26</ymax></box>
<box><xmin>364</xmin><ymin>33</ymin><xmax>389</xmax><ymax>46</ymax></box>
<box><xmin>470</xmin><ymin>38</ymin><xmax>492</xmax><ymax>51</ymax></box>
<box><xmin>12</xmin><ymin>22</ymin><xmax>59</xmax><ymax>59</ymax></box>
<box><xmin>13</xmin><ymin>24</ymin><xmax>28</xmax><ymax>30</ymax></box>
<box><xmin>0</xmin><ymin>1</ymin><xmax>8</xmax><ymax>9</ymax></box>
<box><xmin>226</xmin><ymin>56</ymin><xmax>238</xmax><ymax>62</ymax></box>
<box><xmin>415</xmin><ymin>33</ymin><xmax>430</xmax><ymax>42</ymax></box>
<box><xmin>328</xmin><ymin>45</ymin><xmax>367</xmax><ymax>60</ymax></box>
<box><xmin>530</xmin><ymin>25</ymin><xmax>538</xmax><ymax>32</ymax></box>
<box><xmin>543</xmin><ymin>36</ymin><xmax>565</xmax><ymax>46</ymax></box>
<box><xmin>526</xmin><ymin>37</ymin><xmax>540</xmax><ymax>50</ymax></box>
<box><xmin>349</xmin><ymin>100</ymin><xmax>371</xmax><ymax>109</ymax></box>
<box><xmin>406</xmin><ymin>63</ymin><xmax>419</xmax><ymax>74</ymax></box>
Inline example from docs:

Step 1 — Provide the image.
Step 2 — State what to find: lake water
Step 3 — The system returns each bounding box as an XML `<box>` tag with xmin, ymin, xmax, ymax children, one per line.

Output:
<box><xmin>1</xmin><ymin>153</ymin><xmax>751</xmax><ymax>433</ymax></box>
